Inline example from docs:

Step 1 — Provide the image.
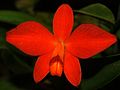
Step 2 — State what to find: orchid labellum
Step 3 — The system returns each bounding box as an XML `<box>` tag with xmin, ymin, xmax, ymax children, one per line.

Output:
<box><xmin>6</xmin><ymin>4</ymin><xmax>117</xmax><ymax>86</ymax></box>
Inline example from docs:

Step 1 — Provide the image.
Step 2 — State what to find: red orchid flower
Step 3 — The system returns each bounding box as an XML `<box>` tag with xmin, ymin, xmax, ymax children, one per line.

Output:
<box><xmin>6</xmin><ymin>4</ymin><xmax>116</xmax><ymax>86</ymax></box>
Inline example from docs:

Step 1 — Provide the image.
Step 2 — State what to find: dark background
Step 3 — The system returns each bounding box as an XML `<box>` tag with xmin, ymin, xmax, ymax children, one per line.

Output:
<box><xmin>0</xmin><ymin>0</ymin><xmax>119</xmax><ymax>15</ymax></box>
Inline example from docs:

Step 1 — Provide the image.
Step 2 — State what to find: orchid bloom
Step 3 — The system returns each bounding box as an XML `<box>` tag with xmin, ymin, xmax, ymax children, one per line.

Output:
<box><xmin>6</xmin><ymin>4</ymin><xmax>116</xmax><ymax>86</ymax></box>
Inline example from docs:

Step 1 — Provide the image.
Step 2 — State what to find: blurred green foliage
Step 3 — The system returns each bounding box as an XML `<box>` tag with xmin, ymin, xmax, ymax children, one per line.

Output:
<box><xmin>0</xmin><ymin>11</ymin><xmax>39</xmax><ymax>25</ymax></box>
<box><xmin>80</xmin><ymin>60</ymin><xmax>120</xmax><ymax>90</ymax></box>
<box><xmin>75</xmin><ymin>3</ymin><xmax>115</xmax><ymax>24</ymax></box>
<box><xmin>15</xmin><ymin>0</ymin><xmax>39</xmax><ymax>14</ymax></box>
<box><xmin>0</xmin><ymin>79</ymin><xmax>24</xmax><ymax>90</ymax></box>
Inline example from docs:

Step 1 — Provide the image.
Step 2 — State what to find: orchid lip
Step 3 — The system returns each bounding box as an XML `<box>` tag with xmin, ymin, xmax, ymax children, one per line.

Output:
<box><xmin>49</xmin><ymin>55</ymin><xmax>63</xmax><ymax>77</ymax></box>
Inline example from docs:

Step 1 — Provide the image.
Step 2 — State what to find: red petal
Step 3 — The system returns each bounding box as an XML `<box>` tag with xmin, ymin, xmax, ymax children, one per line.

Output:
<box><xmin>64</xmin><ymin>52</ymin><xmax>81</xmax><ymax>87</ymax></box>
<box><xmin>66</xmin><ymin>24</ymin><xmax>117</xmax><ymax>59</ymax></box>
<box><xmin>33</xmin><ymin>53</ymin><xmax>52</xmax><ymax>83</ymax></box>
<box><xmin>6</xmin><ymin>21</ymin><xmax>55</xmax><ymax>56</ymax></box>
<box><xmin>53</xmin><ymin>4</ymin><xmax>73</xmax><ymax>41</ymax></box>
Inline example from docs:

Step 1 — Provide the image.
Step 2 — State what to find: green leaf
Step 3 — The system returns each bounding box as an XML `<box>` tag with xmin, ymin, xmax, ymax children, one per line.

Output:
<box><xmin>0</xmin><ymin>11</ymin><xmax>39</xmax><ymax>25</ymax></box>
<box><xmin>74</xmin><ymin>14</ymin><xmax>112</xmax><ymax>32</ymax></box>
<box><xmin>79</xmin><ymin>60</ymin><xmax>120</xmax><ymax>90</ymax></box>
<box><xmin>74</xmin><ymin>14</ymin><xmax>99</xmax><ymax>28</ymax></box>
<box><xmin>75</xmin><ymin>3</ymin><xmax>115</xmax><ymax>24</ymax></box>
<box><xmin>0</xmin><ymin>79</ymin><xmax>24</xmax><ymax>90</ymax></box>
